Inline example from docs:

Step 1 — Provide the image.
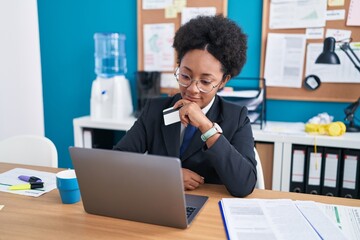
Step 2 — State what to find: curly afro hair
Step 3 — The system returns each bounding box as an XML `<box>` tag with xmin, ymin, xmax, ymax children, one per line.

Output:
<box><xmin>173</xmin><ymin>15</ymin><xmax>247</xmax><ymax>78</ymax></box>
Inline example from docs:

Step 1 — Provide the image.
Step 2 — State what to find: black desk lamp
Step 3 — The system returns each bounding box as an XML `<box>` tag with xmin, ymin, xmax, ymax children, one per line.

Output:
<box><xmin>344</xmin><ymin>98</ymin><xmax>360</xmax><ymax>132</ymax></box>
<box><xmin>315</xmin><ymin>37</ymin><xmax>360</xmax><ymax>73</ymax></box>
<box><xmin>315</xmin><ymin>37</ymin><xmax>360</xmax><ymax>132</ymax></box>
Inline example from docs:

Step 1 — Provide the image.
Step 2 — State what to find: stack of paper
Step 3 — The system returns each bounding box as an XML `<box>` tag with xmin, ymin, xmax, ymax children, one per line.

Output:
<box><xmin>219</xmin><ymin>198</ymin><xmax>358</xmax><ymax>240</ymax></box>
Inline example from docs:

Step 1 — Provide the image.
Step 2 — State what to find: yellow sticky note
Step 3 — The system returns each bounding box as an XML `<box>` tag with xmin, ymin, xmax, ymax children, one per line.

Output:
<box><xmin>173</xmin><ymin>0</ymin><xmax>187</xmax><ymax>13</ymax></box>
<box><xmin>328</xmin><ymin>0</ymin><xmax>345</xmax><ymax>6</ymax></box>
<box><xmin>165</xmin><ymin>5</ymin><xmax>178</xmax><ymax>19</ymax></box>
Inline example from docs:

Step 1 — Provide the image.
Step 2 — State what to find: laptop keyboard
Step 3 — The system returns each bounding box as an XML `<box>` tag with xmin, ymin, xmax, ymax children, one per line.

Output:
<box><xmin>186</xmin><ymin>206</ymin><xmax>197</xmax><ymax>218</ymax></box>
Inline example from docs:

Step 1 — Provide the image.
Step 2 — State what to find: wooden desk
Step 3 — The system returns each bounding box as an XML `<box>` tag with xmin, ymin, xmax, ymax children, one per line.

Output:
<box><xmin>1</xmin><ymin>163</ymin><xmax>359</xmax><ymax>239</ymax></box>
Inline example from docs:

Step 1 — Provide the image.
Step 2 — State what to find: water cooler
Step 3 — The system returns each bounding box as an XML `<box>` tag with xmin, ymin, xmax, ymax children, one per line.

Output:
<box><xmin>90</xmin><ymin>33</ymin><xmax>133</xmax><ymax>121</ymax></box>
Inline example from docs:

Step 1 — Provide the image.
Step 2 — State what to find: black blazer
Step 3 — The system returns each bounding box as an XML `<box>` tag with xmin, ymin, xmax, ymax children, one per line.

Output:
<box><xmin>113</xmin><ymin>94</ymin><xmax>257</xmax><ymax>197</ymax></box>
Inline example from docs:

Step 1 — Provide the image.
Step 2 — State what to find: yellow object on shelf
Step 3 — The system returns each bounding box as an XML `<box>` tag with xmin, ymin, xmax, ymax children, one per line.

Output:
<box><xmin>305</xmin><ymin>122</ymin><xmax>346</xmax><ymax>136</ymax></box>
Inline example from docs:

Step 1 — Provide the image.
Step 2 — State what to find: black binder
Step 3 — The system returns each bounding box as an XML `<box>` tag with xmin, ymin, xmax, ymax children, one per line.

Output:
<box><xmin>340</xmin><ymin>149</ymin><xmax>360</xmax><ymax>199</ymax></box>
<box><xmin>305</xmin><ymin>146</ymin><xmax>324</xmax><ymax>195</ymax></box>
<box><xmin>321</xmin><ymin>148</ymin><xmax>342</xmax><ymax>197</ymax></box>
<box><xmin>290</xmin><ymin>145</ymin><xmax>307</xmax><ymax>193</ymax></box>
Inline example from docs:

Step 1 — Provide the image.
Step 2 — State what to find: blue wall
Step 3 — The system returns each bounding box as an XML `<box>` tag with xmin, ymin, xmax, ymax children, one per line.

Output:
<box><xmin>37</xmin><ymin>0</ymin><xmax>359</xmax><ymax>168</ymax></box>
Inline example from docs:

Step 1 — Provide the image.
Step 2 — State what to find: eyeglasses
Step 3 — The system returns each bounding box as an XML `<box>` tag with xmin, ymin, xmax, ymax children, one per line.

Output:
<box><xmin>174</xmin><ymin>67</ymin><xmax>224</xmax><ymax>94</ymax></box>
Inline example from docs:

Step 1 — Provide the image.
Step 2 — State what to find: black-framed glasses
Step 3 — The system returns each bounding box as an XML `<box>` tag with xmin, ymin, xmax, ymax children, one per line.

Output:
<box><xmin>174</xmin><ymin>67</ymin><xmax>224</xmax><ymax>94</ymax></box>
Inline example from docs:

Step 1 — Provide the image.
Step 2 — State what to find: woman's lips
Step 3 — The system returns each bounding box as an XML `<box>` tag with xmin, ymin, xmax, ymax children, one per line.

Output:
<box><xmin>184</xmin><ymin>95</ymin><xmax>200</xmax><ymax>102</ymax></box>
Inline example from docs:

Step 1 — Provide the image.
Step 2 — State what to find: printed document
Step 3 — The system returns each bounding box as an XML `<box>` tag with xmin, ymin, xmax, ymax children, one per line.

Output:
<box><xmin>181</xmin><ymin>7</ymin><xmax>216</xmax><ymax>25</ymax></box>
<box><xmin>264</xmin><ymin>33</ymin><xmax>306</xmax><ymax>88</ymax></box>
<box><xmin>306</xmin><ymin>43</ymin><xmax>360</xmax><ymax>83</ymax></box>
<box><xmin>347</xmin><ymin>0</ymin><xmax>360</xmax><ymax>26</ymax></box>
<box><xmin>295</xmin><ymin>201</ymin><xmax>347</xmax><ymax>240</ymax></box>
<box><xmin>142</xmin><ymin>0</ymin><xmax>172</xmax><ymax>10</ymax></box>
<box><xmin>219</xmin><ymin>198</ymin><xmax>321</xmax><ymax>240</ymax></box>
<box><xmin>220</xmin><ymin>198</ymin><xmax>358</xmax><ymax>240</ymax></box>
<box><xmin>269</xmin><ymin>0</ymin><xmax>327</xmax><ymax>29</ymax></box>
<box><xmin>318</xmin><ymin>203</ymin><xmax>360</xmax><ymax>240</ymax></box>
<box><xmin>143</xmin><ymin>23</ymin><xmax>175</xmax><ymax>71</ymax></box>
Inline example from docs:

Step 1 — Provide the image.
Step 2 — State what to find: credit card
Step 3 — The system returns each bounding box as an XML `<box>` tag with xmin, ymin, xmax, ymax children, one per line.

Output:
<box><xmin>163</xmin><ymin>107</ymin><xmax>180</xmax><ymax>125</ymax></box>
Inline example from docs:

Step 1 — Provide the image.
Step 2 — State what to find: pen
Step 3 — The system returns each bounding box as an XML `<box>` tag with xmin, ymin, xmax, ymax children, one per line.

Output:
<box><xmin>9</xmin><ymin>182</ymin><xmax>44</xmax><ymax>190</ymax></box>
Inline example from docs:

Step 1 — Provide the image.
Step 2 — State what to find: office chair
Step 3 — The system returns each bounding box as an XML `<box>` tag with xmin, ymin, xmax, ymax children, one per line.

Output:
<box><xmin>254</xmin><ymin>147</ymin><xmax>265</xmax><ymax>189</ymax></box>
<box><xmin>0</xmin><ymin>135</ymin><xmax>58</xmax><ymax>167</ymax></box>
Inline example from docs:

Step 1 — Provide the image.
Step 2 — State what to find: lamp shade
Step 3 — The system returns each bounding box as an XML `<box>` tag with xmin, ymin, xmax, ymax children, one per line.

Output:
<box><xmin>315</xmin><ymin>37</ymin><xmax>340</xmax><ymax>64</ymax></box>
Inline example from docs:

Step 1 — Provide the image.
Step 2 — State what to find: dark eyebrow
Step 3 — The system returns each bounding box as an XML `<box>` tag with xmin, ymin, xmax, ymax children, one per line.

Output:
<box><xmin>180</xmin><ymin>66</ymin><xmax>217</xmax><ymax>79</ymax></box>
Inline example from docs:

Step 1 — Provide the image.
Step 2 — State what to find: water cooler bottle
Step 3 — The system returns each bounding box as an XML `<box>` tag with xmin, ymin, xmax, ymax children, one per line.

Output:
<box><xmin>90</xmin><ymin>33</ymin><xmax>133</xmax><ymax>121</ymax></box>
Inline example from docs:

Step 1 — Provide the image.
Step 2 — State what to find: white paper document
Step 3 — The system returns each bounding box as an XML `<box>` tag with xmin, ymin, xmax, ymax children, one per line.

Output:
<box><xmin>318</xmin><ymin>203</ymin><xmax>360</xmax><ymax>240</ymax></box>
<box><xmin>220</xmin><ymin>198</ymin><xmax>357</xmax><ymax>240</ymax></box>
<box><xmin>305</xmin><ymin>43</ymin><xmax>360</xmax><ymax>83</ymax></box>
<box><xmin>264</xmin><ymin>33</ymin><xmax>306</xmax><ymax>88</ymax></box>
<box><xmin>269</xmin><ymin>0</ymin><xmax>327</xmax><ymax>29</ymax></box>
<box><xmin>0</xmin><ymin>168</ymin><xmax>57</xmax><ymax>197</ymax></box>
<box><xmin>181</xmin><ymin>7</ymin><xmax>216</xmax><ymax>25</ymax></box>
<box><xmin>143</xmin><ymin>23</ymin><xmax>175</xmax><ymax>71</ymax></box>
<box><xmin>142</xmin><ymin>0</ymin><xmax>172</xmax><ymax>10</ymax></box>
<box><xmin>326</xmin><ymin>10</ymin><xmax>346</xmax><ymax>21</ymax></box>
<box><xmin>306</xmin><ymin>28</ymin><xmax>324</xmax><ymax>39</ymax></box>
<box><xmin>295</xmin><ymin>201</ymin><xmax>347</xmax><ymax>240</ymax></box>
<box><xmin>347</xmin><ymin>0</ymin><xmax>360</xmax><ymax>26</ymax></box>
<box><xmin>220</xmin><ymin>198</ymin><xmax>321</xmax><ymax>240</ymax></box>
<box><xmin>326</xmin><ymin>29</ymin><xmax>352</xmax><ymax>42</ymax></box>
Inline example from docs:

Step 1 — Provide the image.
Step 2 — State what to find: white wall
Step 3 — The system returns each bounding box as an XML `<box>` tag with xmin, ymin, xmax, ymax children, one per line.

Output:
<box><xmin>0</xmin><ymin>0</ymin><xmax>44</xmax><ymax>140</ymax></box>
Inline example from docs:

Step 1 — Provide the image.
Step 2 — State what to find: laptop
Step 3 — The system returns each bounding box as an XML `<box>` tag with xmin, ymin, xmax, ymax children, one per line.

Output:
<box><xmin>69</xmin><ymin>147</ymin><xmax>208</xmax><ymax>229</ymax></box>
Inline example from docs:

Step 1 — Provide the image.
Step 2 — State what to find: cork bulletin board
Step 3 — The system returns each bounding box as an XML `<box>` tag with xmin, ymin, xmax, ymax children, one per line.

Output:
<box><xmin>260</xmin><ymin>0</ymin><xmax>360</xmax><ymax>102</ymax></box>
<box><xmin>137</xmin><ymin>0</ymin><xmax>228</xmax><ymax>72</ymax></box>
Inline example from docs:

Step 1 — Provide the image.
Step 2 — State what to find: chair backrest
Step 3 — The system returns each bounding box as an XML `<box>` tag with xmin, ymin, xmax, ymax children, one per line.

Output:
<box><xmin>0</xmin><ymin>135</ymin><xmax>58</xmax><ymax>167</ymax></box>
<box><xmin>254</xmin><ymin>147</ymin><xmax>265</xmax><ymax>189</ymax></box>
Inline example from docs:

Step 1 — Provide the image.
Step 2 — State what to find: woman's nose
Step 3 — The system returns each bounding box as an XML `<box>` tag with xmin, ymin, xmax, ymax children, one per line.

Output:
<box><xmin>187</xmin><ymin>80</ymin><xmax>200</xmax><ymax>93</ymax></box>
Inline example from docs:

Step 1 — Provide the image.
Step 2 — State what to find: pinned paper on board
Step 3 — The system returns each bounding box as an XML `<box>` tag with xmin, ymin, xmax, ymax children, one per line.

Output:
<box><xmin>142</xmin><ymin>0</ymin><xmax>173</xmax><ymax>10</ymax></box>
<box><xmin>165</xmin><ymin>5</ymin><xmax>178</xmax><ymax>18</ymax></box>
<box><xmin>347</xmin><ymin>0</ymin><xmax>360</xmax><ymax>26</ymax></box>
<box><xmin>181</xmin><ymin>7</ymin><xmax>216</xmax><ymax>25</ymax></box>
<box><xmin>269</xmin><ymin>0</ymin><xmax>327</xmax><ymax>29</ymax></box>
<box><xmin>306</xmin><ymin>42</ymin><xmax>360</xmax><ymax>83</ymax></box>
<box><xmin>306</xmin><ymin>28</ymin><xmax>324</xmax><ymax>39</ymax></box>
<box><xmin>326</xmin><ymin>9</ymin><xmax>345</xmax><ymax>21</ymax></box>
<box><xmin>326</xmin><ymin>28</ymin><xmax>352</xmax><ymax>41</ymax></box>
<box><xmin>328</xmin><ymin>0</ymin><xmax>345</xmax><ymax>6</ymax></box>
<box><xmin>264</xmin><ymin>33</ymin><xmax>306</xmax><ymax>88</ymax></box>
<box><xmin>143</xmin><ymin>23</ymin><xmax>175</xmax><ymax>71</ymax></box>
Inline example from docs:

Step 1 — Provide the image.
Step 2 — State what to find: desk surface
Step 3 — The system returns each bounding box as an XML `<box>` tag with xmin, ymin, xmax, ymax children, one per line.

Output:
<box><xmin>1</xmin><ymin>163</ymin><xmax>359</xmax><ymax>239</ymax></box>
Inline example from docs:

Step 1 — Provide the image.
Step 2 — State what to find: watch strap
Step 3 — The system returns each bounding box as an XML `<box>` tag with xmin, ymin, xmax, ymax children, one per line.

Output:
<box><xmin>201</xmin><ymin>124</ymin><xmax>218</xmax><ymax>142</ymax></box>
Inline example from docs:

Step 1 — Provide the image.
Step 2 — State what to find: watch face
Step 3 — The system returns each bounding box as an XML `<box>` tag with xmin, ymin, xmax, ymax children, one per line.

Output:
<box><xmin>214</xmin><ymin>123</ymin><xmax>223</xmax><ymax>133</ymax></box>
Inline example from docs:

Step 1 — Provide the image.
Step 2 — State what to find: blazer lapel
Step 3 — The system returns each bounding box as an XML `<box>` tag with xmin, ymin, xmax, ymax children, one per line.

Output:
<box><xmin>161</xmin><ymin>95</ymin><xmax>182</xmax><ymax>157</ymax></box>
<box><xmin>161</xmin><ymin>122</ymin><xmax>181</xmax><ymax>157</ymax></box>
<box><xmin>181</xmin><ymin>96</ymin><xmax>223</xmax><ymax>160</ymax></box>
